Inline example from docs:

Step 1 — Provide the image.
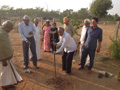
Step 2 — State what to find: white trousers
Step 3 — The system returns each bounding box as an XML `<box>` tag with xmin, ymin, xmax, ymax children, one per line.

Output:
<box><xmin>30</xmin><ymin>36</ymin><xmax>41</xmax><ymax>60</ymax></box>
<box><xmin>0</xmin><ymin>59</ymin><xmax>23</xmax><ymax>88</ymax></box>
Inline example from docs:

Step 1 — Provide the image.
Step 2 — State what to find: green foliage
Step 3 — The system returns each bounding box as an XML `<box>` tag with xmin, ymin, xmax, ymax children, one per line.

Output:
<box><xmin>109</xmin><ymin>37</ymin><xmax>120</xmax><ymax>60</ymax></box>
<box><xmin>90</xmin><ymin>0</ymin><xmax>113</xmax><ymax>18</ymax></box>
<box><xmin>58</xmin><ymin>13</ymin><xmax>82</xmax><ymax>36</ymax></box>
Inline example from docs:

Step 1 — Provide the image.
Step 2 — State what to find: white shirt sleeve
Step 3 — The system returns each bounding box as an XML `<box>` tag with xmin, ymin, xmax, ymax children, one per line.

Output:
<box><xmin>32</xmin><ymin>23</ymin><xmax>36</xmax><ymax>35</ymax></box>
<box><xmin>19</xmin><ymin>24</ymin><xmax>27</xmax><ymax>41</ymax></box>
<box><xmin>56</xmin><ymin>35</ymin><xmax>69</xmax><ymax>53</ymax></box>
<box><xmin>56</xmin><ymin>36</ymin><xmax>62</xmax><ymax>45</ymax></box>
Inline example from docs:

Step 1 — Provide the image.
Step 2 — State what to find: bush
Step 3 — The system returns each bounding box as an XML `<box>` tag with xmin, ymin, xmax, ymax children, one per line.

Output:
<box><xmin>109</xmin><ymin>37</ymin><xmax>120</xmax><ymax>60</ymax></box>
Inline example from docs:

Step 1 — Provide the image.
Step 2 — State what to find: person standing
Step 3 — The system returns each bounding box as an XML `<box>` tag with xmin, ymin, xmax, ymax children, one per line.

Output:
<box><xmin>30</xmin><ymin>18</ymin><xmax>41</xmax><ymax>60</ymax></box>
<box><xmin>53</xmin><ymin>27</ymin><xmax>77</xmax><ymax>74</ymax></box>
<box><xmin>43</xmin><ymin>20</ymin><xmax>51</xmax><ymax>52</ymax></box>
<box><xmin>50</xmin><ymin>22</ymin><xmax>59</xmax><ymax>52</ymax></box>
<box><xmin>63</xmin><ymin>17</ymin><xmax>74</xmax><ymax>37</ymax></box>
<box><xmin>79</xmin><ymin>17</ymin><xmax>102</xmax><ymax>74</ymax></box>
<box><xmin>0</xmin><ymin>20</ymin><xmax>23</xmax><ymax>90</ymax></box>
<box><xmin>19</xmin><ymin>15</ymin><xmax>38</xmax><ymax>69</ymax></box>
<box><xmin>78</xmin><ymin>19</ymin><xmax>91</xmax><ymax>67</ymax></box>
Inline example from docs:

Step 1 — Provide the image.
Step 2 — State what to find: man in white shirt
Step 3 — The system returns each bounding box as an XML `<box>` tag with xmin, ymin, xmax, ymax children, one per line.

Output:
<box><xmin>30</xmin><ymin>18</ymin><xmax>41</xmax><ymax>60</ymax></box>
<box><xmin>78</xmin><ymin>19</ymin><xmax>91</xmax><ymax>68</ymax></box>
<box><xmin>19</xmin><ymin>15</ymin><xmax>38</xmax><ymax>69</ymax></box>
<box><xmin>53</xmin><ymin>27</ymin><xmax>77</xmax><ymax>74</ymax></box>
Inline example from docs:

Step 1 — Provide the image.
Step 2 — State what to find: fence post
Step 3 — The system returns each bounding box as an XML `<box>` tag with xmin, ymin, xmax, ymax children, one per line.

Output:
<box><xmin>53</xmin><ymin>18</ymin><xmax>55</xmax><ymax>22</ymax></box>
<box><xmin>114</xmin><ymin>21</ymin><xmax>120</xmax><ymax>40</ymax></box>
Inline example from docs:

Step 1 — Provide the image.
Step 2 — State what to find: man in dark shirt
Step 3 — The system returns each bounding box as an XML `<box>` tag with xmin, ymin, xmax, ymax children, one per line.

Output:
<box><xmin>78</xmin><ymin>17</ymin><xmax>102</xmax><ymax>74</ymax></box>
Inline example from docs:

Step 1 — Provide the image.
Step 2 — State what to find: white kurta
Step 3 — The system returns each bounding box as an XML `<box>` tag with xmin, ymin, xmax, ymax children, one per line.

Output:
<box><xmin>0</xmin><ymin>59</ymin><xmax>23</xmax><ymax>88</ymax></box>
<box><xmin>30</xmin><ymin>25</ymin><xmax>41</xmax><ymax>60</ymax></box>
<box><xmin>80</xmin><ymin>25</ymin><xmax>90</xmax><ymax>65</ymax></box>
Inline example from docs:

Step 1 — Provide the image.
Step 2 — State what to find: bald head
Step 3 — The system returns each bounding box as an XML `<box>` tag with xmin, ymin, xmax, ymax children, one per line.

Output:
<box><xmin>2</xmin><ymin>20</ymin><xmax>13</xmax><ymax>33</ymax></box>
<box><xmin>63</xmin><ymin>17</ymin><xmax>69</xmax><ymax>25</ymax></box>
<box><xmin>34</xmin><ymin>18</ymin><xmax>39</xmax><ymax>26</ymax></box>
<box><xmin>23</xmin><ymin>15</ymin><xmax>29</xmax><ymax>20</ymax></box>
<box><xmin>23</xmin><ymin>15</ymin><xmax>29</xmax><ymax>26</ymax></box>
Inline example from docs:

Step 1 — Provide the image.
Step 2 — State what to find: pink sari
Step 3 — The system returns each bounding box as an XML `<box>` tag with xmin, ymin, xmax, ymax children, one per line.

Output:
<box><xmin>43</xmin><ymin>26</ymin><xmax>51</xmax><ymax>51</ymax></box>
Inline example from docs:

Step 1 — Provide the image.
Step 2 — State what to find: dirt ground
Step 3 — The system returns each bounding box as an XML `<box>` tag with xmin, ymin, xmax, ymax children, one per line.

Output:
<box><xmin>1</xmin><ymin>24</ymin><xmax>120</xmax><ymax>90</ymax></box>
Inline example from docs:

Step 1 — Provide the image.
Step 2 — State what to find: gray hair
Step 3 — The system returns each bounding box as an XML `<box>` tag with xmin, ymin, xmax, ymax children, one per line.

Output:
<box><xmin>23</xmin><ymin>15</ymin><xmax>29</xmax><ymax>20</ymax></box>
<box><xmin>84</xmin><ymin>19</ymin><xmax>91</xmax><ymax>24</ymax></box>
<box><xmin>58</xmin><ymin>26</ymin><xmax>64</xmax><ymax>31</ymax></box>
<box><xmin>34</xmin><ymin>18</ymin><xmax>39</xmax><ymax>22</ymax></box>
<box><xmin>2</xmin><ymin>20</ymin><xmax>13</xmax><ymax>29</ymax></box>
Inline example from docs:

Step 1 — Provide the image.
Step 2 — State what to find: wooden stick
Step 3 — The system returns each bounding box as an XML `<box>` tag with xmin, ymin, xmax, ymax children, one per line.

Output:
<box><xmin>53</xmin><ymin>34</ymin><xmax>56</xmax><ymax>77</ymax></box>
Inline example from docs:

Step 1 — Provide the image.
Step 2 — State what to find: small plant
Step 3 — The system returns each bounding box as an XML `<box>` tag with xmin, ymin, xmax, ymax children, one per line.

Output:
<box><xmin>109</xmin><ymin>37</ymin><xmax>120</xmax><ymax>60</ymax></box>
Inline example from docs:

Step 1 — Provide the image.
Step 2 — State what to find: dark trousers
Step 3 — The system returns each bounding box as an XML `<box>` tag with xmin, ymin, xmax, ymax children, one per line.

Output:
<box><xmin>22</xmin><ymin>36</ymin><xmax>37</xmax><ymax>66</ymax></box>
<box><xmin>81</xmin><ymin>48</ymin><xmax>95</xmax><ymax>70</ymax></box>
<box><xmin>51</xmin><ymin>42</ymin><xmax>56</xmax><ymax>51</ymax></box>
<box><xmin>62</xmin><ymin>51</ymin><xmax>74</xmax><ymax>73</ymax></box>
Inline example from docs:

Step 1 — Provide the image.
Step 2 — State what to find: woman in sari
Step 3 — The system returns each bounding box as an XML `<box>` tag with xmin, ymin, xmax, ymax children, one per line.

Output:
<box><xmin>43</xmin><ymin>20</ymin><xmax>51</xmax><ymax>52</ymax></box>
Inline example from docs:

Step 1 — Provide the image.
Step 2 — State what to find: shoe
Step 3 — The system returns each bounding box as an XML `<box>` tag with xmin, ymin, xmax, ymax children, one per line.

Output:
<box><xmin>105</xmin><ymin>72</ymin><xmax>109</xmax><ymax>77</ymax></box>
<box><xmin>87</xmin><ymin>70</ymin><xmax>91</xmax><ymax>74</ymax></box>
<box><xmin>34</xmin><ymin>66</ymin><xmax>39</xmax><ymax>69</ymax></box>
<box><xmin>78</xmin><ymin>67</ymin><xmax>84</xmax><ymax>70</ymax></box>
<box><xmin>98</xmin><ymin>73</ymin><xmax>104</xmax><ymax>78</ymax></box>
<box><xmin>84</xmin><ymin>65</ymin><xmax>88</xmax><ymax>68</ymax></box>
<box><xmin>23</xmin><ymin>65</ymin><xmax>28</xmax><ymax>69</ymax></box>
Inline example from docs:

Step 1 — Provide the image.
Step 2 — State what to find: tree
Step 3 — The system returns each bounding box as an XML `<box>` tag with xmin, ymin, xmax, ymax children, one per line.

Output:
<box><xmin>90</xmin><ymin>0</ymin><xmax>113</xmax><ymax>18</ymax></box>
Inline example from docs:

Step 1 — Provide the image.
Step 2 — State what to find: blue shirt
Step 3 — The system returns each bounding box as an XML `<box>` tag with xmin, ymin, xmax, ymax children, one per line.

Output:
<box><xmin>84</xmin><ymin>26</ymin><xmax>102</xmax><ymax>50</ymax></box>
<box><xmin>19</xmin><ymin>21</ymin><xmax>36</xmax><ymax>41</ymax></box>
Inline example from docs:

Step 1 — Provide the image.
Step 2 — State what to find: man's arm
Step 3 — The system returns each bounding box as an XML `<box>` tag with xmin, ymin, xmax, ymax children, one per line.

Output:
<box><xmin>19</xmin><ymin>24</ymin><xmax>27</xmax><ymax>41</ymax></box>
<box><xmin>32</xmin><ymin>23</ymin><xmax>36</xmax><ymax>35</ymax></box>
<box><xmin>56</xmin><ymin>35</ymin><xmax>69</xmax><ymax>53</ymax></box>
<box><xmin>96</xmin><ymin>42</ymin><xmax>102</xmax><ymax>53</ymax></box>
<box><xmin>71</xmin><ymin>24</ymin><xmax>74</xmax><ymax>37</ymax></box>
<box><xmin>97</xmin><ymin>29</ymin><xmax>102</xmax><ymax>53</ymax></box>
<box><xmin>56</xmin><ymin>36</ymin><xmax>62</xmax><ymax>45</ymax></box>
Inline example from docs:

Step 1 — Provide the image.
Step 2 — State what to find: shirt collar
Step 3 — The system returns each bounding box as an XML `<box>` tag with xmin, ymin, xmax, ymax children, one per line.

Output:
<box><xmin>92</xmin><ymin>25</ymin><xmax>98</xmax><ymax>30</ymax></box>
<box><xmin>23</xmin><ymin>21</ymin><xmax>30</xmax><ymax>26</ymax></box>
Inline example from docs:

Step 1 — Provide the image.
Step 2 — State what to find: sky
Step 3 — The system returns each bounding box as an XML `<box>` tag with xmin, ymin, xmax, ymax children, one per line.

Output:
<box><xmin>0</xmin><ymin>0</ymin><xmax>120</xmax><ymax>15</ymax></box>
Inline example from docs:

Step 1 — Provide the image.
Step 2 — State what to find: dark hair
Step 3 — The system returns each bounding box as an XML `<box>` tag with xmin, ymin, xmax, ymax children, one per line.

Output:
<box><xmin>52</xmin><ymin>22</ymin><xmax>56</xmax><ymax>25</ymax></box>
<box><xmin>92</xmin><ymin>17</ymin><xmax>99</xmax><ymax>22</ymax></box>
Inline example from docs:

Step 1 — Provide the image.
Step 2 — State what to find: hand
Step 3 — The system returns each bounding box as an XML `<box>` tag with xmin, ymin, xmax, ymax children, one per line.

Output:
<box><xmin>53</xmin><ymin>41</ymin><xmax>57</xmax><ymax>46</ymax></box>
<box><xmin>26</xmin><ymin>40</ymin><xmax>29</xmax><ymax>44</ymax></box>
<box><xmin>53</xmin><ymin>31</ymin><xmax>56</xmax><ymax>34</ymax></box>
<box><xmin>82</xmin><ymin>44</ymin><xmax>84</xmax><ymax>49</ymax></box>
<box><xmin>53</xmin><ymin>51</ymin><xmax>56</xmax><ymax>55</ymax></box>
<box><xmin>29</xmin><ymin>31</ymin><xmax>33</xmax><ymax>35</ymax></box>
<box><xmin>2</xmin><ymin>61</ymin><xmax>7</xmax><ymax>66</ymax></box>
<box><xmin>96</xmin><ymin>47</ymin><xmax>100</xmax><ymax>53</ymax></box>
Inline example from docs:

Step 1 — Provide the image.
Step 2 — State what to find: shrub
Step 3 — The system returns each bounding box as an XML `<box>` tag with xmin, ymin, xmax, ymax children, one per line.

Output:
<box><xmin>109</xmin><ymin>37</ymin><xmax>120</xmax><ymax>60</ymax></box>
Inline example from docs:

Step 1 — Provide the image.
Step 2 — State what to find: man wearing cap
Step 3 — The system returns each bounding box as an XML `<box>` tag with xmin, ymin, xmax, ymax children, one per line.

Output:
<box><xmin>19</xmin><ymin>15</ymin><xmax>38</xmax><ymax>69</ymax></box>
<box><xmin>0</xmin><ymin>20</ymin><xmax>23</xmax><ymax>90</ymax></box>
<box><xmin>63</xmin><ymin>17</ymin><xmax>74</xmax><ymax>37</ymax></box>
